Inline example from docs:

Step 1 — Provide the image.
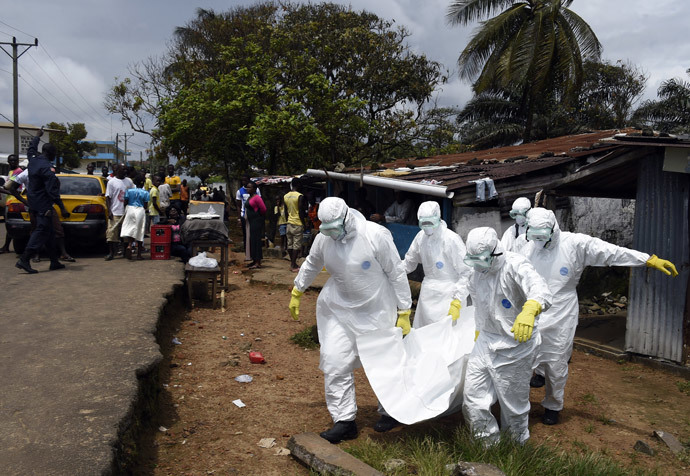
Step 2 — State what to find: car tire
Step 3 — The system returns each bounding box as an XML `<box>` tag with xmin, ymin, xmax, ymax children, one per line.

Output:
<box><xmin>13</xmin><ymin>237</ymin><xmax>28</xmax><ymax>254</ymax></box>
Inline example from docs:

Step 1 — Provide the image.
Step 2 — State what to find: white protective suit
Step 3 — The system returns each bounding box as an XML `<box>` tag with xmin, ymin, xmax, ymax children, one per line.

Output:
<box><xmin>501</xmin><ymin>197</ymin><xmax>531</xmax><ymax>253</ymax></box>
<box><xmin>403</xmin><ymin>201</ymin><xmax>472</xmax><ymax>328</ymax></box>
<box><xmin>294</xmin><ymin>197</ymin><xmax>412</xmax><ymax>423</ymax></box>
<box><xmin>461</xmin><ymin>227</ymin><xmax>552</xmax><ymax>444</ymax></box>
<box><xmin>520</xmin><ymin>208</ymin><xmax>650</xmax><ymax>412</ymax></box>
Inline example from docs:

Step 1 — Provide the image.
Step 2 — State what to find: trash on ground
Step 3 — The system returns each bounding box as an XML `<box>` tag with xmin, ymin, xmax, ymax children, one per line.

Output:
<box><xmin>159</xmin><ymin>426</ymin><xmax>168</xmax><ymax>432</ymax></box>
<box><xmin>235</xmin><ymin>374</ymin><xmax>253</xmax><ymax>383</ymax></box>
<box><xmin>172</xmin><ymin>337</ymin><xmax>182</xmax><ymax>345</ymax></box>
<box><xmin>232</xmin><ymin>399</ymin><xmax>246</xmax><ymax>408</ymax></box>
<box><xmin>274</xmin><ymin>448</ymin><xmax>290</xmax><ymax>456</ymax></box>
<box><xmin>249</xmin><ymin>351</ymin><xmax>266</xmax><ymax>364</ymax></box>
<box><xmin>258</xmin><ymin>438</ymin><xmax>276</xmax><ymax>448</ymax></box>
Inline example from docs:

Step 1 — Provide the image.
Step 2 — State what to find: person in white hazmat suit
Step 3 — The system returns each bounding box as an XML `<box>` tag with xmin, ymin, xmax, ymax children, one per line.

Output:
<box><xmin>460</xmin><ymin>227</ymin><xmax>552</xmax><ymax>445</ymax></box>
<box><xmin>520</xmin><ymin>207</ymin><xmax>678</xmax><ymax>425</ymax></box>
<box><xmin>501</xmin><ymin>197</ymin><xmax>531</xmax><ymax>252</ymax></box>
<box><xmin>288</xmin><ymin>197</ymin><xmax>413</xmax><ymax>443</ymax></box>
<box><xmin>403</xmin><ymin>201</ymin><xmax>472</xmax><ymax>327</ymax></box>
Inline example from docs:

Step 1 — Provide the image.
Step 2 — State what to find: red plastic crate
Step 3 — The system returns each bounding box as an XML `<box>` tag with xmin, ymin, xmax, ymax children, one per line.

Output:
<box><xmin>151</xmin><ymin>243</ymin><xmax>171</xmax><ymax>260</ymax></box>
<box><xmin>150</xmin><ymin>225</ymin><xmax>172</xmax><ymax>244</ymax></box>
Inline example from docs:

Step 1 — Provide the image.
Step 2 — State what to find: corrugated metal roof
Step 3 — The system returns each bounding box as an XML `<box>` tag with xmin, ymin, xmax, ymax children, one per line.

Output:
<box><xmin>383</xmin><ymin>129</ymin><xmax>626</xmax><ymax>168</ymax></box>
<box><xmin>386</xmin><ymin>155</ymin><xmax>579</xmax><ymax>192</ymax></box>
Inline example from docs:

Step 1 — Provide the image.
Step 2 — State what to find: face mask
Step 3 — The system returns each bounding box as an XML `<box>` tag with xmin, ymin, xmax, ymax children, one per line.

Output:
<box><xmin>463</xmin><ymin>247</ymin><xmax>502</xmax><ymax>270</ymax></box>
<box><xmin>419</xmin><ymin>215</ymin><xmax>440</xmax><ymax>235</ymax></box>
<box><xmin>320</xmin><ymin>218</ymin><xmax>346</xmax><ymax>241</ymax></box>
<box><xmin>526</xmin><ymin>226</ymin><xmax>553</xmax><ymax>242</ymax></box>
<box><xmin>515</xmin><ymin>215</ymin><xmax>527</xmax><ymax>226</ymax></box>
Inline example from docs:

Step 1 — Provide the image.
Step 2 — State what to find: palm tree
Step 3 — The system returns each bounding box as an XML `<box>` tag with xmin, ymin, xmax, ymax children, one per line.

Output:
<box><xmin>633</xmin><ymin>69</ymin><xmax>690</xmax><ymax>134</ymax></box>
<box><xmin>447</xmin><ymin>0</ymin><xmax>601</xmax><ymax>141</ymax></box>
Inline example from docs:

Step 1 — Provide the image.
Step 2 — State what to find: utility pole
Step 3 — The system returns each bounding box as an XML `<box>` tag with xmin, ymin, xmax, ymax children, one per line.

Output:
<box><xmin>0</xmin><ymin>37</ymin><xmax>38</xmax><ymax>157</ymax></box>
<box><xmin>115</xmin><ymin>133</ymin><xmax>119</xmax><ymax>164</ymax></box>
<box><xmin>122</xmin><ymin>133</ymin><xmax>133</xmax><ymax>165</ymax></box>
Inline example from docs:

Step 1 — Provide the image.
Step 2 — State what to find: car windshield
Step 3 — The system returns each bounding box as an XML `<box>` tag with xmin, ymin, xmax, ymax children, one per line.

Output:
<box><xmin>59</xmin><ymin>176</ymin><xmax>102</xmax><ymax>196</ymax></box>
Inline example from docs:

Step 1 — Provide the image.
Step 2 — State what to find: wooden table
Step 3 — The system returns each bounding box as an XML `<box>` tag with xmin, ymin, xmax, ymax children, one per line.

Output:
<box><xmin>185</xmin><ymin>264</ymin><xmax>221</xmax><ymax>309</ymax></box>
<box><xmin>190</xmin><ymin>240</ymin><xmax>229</xmax><ymax>291</ymax></box>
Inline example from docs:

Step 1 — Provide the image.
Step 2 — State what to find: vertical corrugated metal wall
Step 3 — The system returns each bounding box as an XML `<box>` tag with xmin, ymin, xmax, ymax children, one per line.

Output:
<box><xmin>627</xmin><ymin>152</ymin><xmax>690</xmax><ymax>362</ymax></box>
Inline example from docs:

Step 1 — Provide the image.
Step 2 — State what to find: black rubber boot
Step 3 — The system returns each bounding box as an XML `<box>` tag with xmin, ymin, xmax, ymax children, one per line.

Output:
<box><xmin>542</xmin><ymin>409</ymin><xmax>560</xmax><ymax>425</ymax></box>
<box><xmin>16</xmin><ymin>256</ymin><xmax>38</xmax><ymax>274</ymax></box>
<box><xmin>49</xmin><ymin>261</ymin><xmax>66</xmax><ymax>271</ymax></box>
<box><xmin>530</xmin><ymin>373</ymin><xmax>546</xmax><ymax>388</ymax></box>
<box><xmin>319</xmin><ymin>420</ymin><xmax>358</xmax><ymax>443</ymax></box>
<box><xmin>373</xmin><ymin>415</ymin><xmax>400</xmax><ymax>433</ymax></box>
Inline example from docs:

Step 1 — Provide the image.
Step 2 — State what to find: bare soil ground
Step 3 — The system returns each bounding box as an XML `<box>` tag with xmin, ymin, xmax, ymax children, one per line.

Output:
<box><xmin>137</xmin><ymin>239</ymin><xmax>690</xmax><ymax>476</ymax></box>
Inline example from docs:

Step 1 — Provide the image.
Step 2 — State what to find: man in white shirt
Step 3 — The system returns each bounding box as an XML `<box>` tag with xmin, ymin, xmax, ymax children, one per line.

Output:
<box><xmin>371</xmin><ymin>191</ymin><xmax>414</xmax><ymax>225</ymax></box>
<box><xmin>158</xmin><ymin>176</ymin><xmax>172</xmax><ymax>212</ymax></box>
<box><xmin>104</xmin><ymin>164</ymin><xmax>134</xmax><ymax>260</ymax></box>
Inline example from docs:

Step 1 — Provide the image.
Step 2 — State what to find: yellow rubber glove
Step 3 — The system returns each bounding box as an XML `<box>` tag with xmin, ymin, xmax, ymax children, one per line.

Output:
<box><xmin>448</xmin><ymin>299</ymin><xmax>462</xmax><ymax>322</ymax></box>
<box><xmin>646</xmin><ymin>255</ymin><xmax>679</xmax><ymax>277</ymax></box>
<box><xmin>396</xmin><ymin>309</ymin><xmax>412</xmax><ymax>336</ymax></box>
<box><xmin>289</xmin><ymin>287</ymin><xmax>303</xmax><ymax>320</ymax></box>
<box><xmin>474</xmin><ymin>330</ymin><xmax>480</xmax><ymax>342</ymax></box>
<box><xmin>510</xmin><ymin>299</ymin><xmax>542</xmax><ymax>343</ymax></box>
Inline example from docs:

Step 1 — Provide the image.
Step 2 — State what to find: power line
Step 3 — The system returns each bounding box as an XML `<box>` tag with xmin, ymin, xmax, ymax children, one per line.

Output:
<box><xmin>25</xmin><ymin>50</ymin><xmax>113</xmax><ymax>131</ymax></box>
<box><xmin>38</xmin><ymin>44</ymin><xmax>112</xmax><ymax>126</ymax></box>
<box><xmin>0</xmin><ymin>20</ymin><xmax>34</xmax><ymax>39</ymax></box>
<box><xmin>0</xmin><ymin>67</ymin><xmax>11</xmax><ymax>75</ymax></box>
<box><xmin>19</xmin><ymin>64</ymin><xmax>86</xmax><ymax>122</ymax></box>
<box><xmin>18</xmin><ymin>75</ymin><xmax>73</xmax><ymax>123</ymax></box>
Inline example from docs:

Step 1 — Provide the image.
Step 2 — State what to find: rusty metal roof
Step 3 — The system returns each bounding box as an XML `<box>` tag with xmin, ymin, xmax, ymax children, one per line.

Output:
<box><xmin>383</xmin><ymin>129</ymin><xmax>626</xmax><ymax>168</ymax></box>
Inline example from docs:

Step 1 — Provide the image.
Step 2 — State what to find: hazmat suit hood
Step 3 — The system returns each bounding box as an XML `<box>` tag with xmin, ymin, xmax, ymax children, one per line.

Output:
<box><xmin>511</xmin><ymin>197</ymin><xmax>531</xmax><ymax>226</ymax></box>
<box><xmin>417</xmin><ymin>201</ymin><xmax>444</xmax><ymax>236</ymax></box>
<box><xmin>318</xmin><ymin>196</ymin><xmax>361</xmax><ymax>242</ymax></box>
<box><xmin>465</xmin><ymin>227</ymin><xmax>505</xmax><ymax>273</ymax></box>
<box><xmin>526</xmin><ymin>207</ymin><xmax>560</xmax><ymax>249</ymax></box>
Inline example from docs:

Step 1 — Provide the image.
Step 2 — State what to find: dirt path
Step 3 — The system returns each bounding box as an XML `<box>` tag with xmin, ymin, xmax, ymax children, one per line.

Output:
<box><xmin>139</xmin><ymin>253</ymin><xmax>690</xmax><ymax>475</ymax></box>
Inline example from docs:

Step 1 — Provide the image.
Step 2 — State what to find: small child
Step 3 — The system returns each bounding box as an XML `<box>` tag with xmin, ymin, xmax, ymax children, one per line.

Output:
<box><xmin>121</xmin><ymin>174</ymin><xmax>150</xmax><ymax>260</ymax></box>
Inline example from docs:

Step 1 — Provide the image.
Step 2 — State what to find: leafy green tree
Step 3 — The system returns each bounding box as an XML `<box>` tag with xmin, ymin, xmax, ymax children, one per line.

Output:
<box><xmin>45</xmin><ymin>122</ymin><xmax>94</xmax><ymax>169</ymax></box>
<box><xmin>633</xmin><ymin>68</ymin><xmax>690</xmax><ymax>134</ymax></box>
<box><xmin>577</xmin><ymin>60</ymin><xmax>646</xmax><ymax>129</ymax></box>
<box><xmin>447</xmin><ymin>0</ymin><xmax>601</xmax><ymax>141</ymax></box>
<box><xmin>111</xmin><ymin>3</ymin><xmax>445</xmax><ymax>179</ymax></box>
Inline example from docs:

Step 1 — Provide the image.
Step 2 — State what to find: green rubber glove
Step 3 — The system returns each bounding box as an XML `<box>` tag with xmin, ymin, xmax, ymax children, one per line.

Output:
<box><xmin>510</xmin><ymin>299</ymin><xmax>542</xmax><ymax>343</ymax></box>
<box><xmin>646</xmin><ymin>255</ymin><xmax>679</xmax><ymax>277</ymax></box>
<box><xmin>289</xmin><ymin>287</ymin><xmax>303</xmax><ymax>320</ymax></box>
<box><xmin>448</xmin><ymin>299</ymin><xmax>462</xmax><ymax>322</ymax></box>
<box><xmin>396</xmin><ymin>309</ymin><xmax>412</xmax><ymax>336</ymax></box>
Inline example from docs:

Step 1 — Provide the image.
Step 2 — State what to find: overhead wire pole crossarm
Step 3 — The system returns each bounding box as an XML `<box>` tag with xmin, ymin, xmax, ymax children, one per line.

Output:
<box><xmin>0</xmin><ymin>36</ymin><xmax>38</xmax><ymax>156</ymax></box>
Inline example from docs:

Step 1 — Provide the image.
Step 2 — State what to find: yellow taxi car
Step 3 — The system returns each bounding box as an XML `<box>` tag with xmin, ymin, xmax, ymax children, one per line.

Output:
<box><xmin>6</xmin><ymin>173</ymin><xmax>109</xmax><ymax>253</ymax></box>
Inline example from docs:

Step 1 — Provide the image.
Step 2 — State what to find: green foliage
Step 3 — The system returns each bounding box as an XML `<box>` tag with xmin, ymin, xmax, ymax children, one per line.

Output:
<box><xmin>633</xmin><ymin>68</ymin><xmax>690</xmax><ymax>134</ymax></box>
<box><xmin>676</xmin><ymin>380</ymin><xmax>690</xmax><ymax>395</ymax></box>
<box><xmin>112</xmin><ymin>2</ymin><xmax>445</xmax><ymax>179</ymax></box>
<box><xmin>46</xmin><ymin>122</ymin><xmax>94</xmax><ymax>169</ymax></box>
<box><xmin>347</xmin><ymin>426</ymin><xmax>654</xmax><ymax>476</ymax></box>
<box><xmin>448</xmin><ymin>0</ymin><xmax>601</xmax><ymax>141</ymax></box>
<box><xmin>577</xmin><ymin>60</ymin><xmax>647</xmax><ymax>129</ymax></box>
<box><xmin>289</xmin><ymin>325</ymin><xmax>319</xmax><ymax>350</ymax></box>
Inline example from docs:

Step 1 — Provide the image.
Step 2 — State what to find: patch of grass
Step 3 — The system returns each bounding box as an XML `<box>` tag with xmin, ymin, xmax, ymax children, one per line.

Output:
<box><xmin>346</xmin><ymin>427</ymin><xmax>654</xmax><ymax>476</ymax></box>
<box><xmin>580</xmin><ymin>393</ymin><xmax>598</xmax><ymax>405</ymax></box>
<box><xmin>584</xmin><ymin>423</ymin><xmax>595</xmax><ymax>434</ymax></box>
<box><xmin>289</xmin><ymin>325</ymin><xmax>319</xmax><ymax>350</ymax></box>
<box><xmin>675</xmin><ymin>380</ymin><xmax>690</xmax><ymax>395</ymax></box>
<box><xmin>597</xmin><ymin>414</ymin><xmax>614</xmax><ymax>425</ymax></box>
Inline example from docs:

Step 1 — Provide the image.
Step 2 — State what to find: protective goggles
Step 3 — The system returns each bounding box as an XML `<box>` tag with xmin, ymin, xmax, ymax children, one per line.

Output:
<box><xmin>418</xmin><ymin>215</ymin><xmax>440</xmax><ymax>230</ymax></box>
<box><xmin>320</xmin><ymin>217</ymin><xmax>345</xmax><ymax>238</ymax></box>
<box><xmin>509</xmin><ymin>209</ymin><xmax>527</xmax><ymax>219</ymax></box>
<box><xmin>463</xmin><ymin>248</ymin><xmax>502</xmax><ymax>269</ymax></box>
<box><xmin>526</xmin><ymin>226</ymin><xmax>553</xmax><ymax>242</ymax></box>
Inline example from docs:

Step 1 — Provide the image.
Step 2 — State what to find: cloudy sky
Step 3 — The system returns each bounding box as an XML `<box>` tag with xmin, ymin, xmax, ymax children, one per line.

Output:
<box><xmin>1</xmin><ymin>0</ymin><xmax>688</xmax><ymax>160</ymax></box>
